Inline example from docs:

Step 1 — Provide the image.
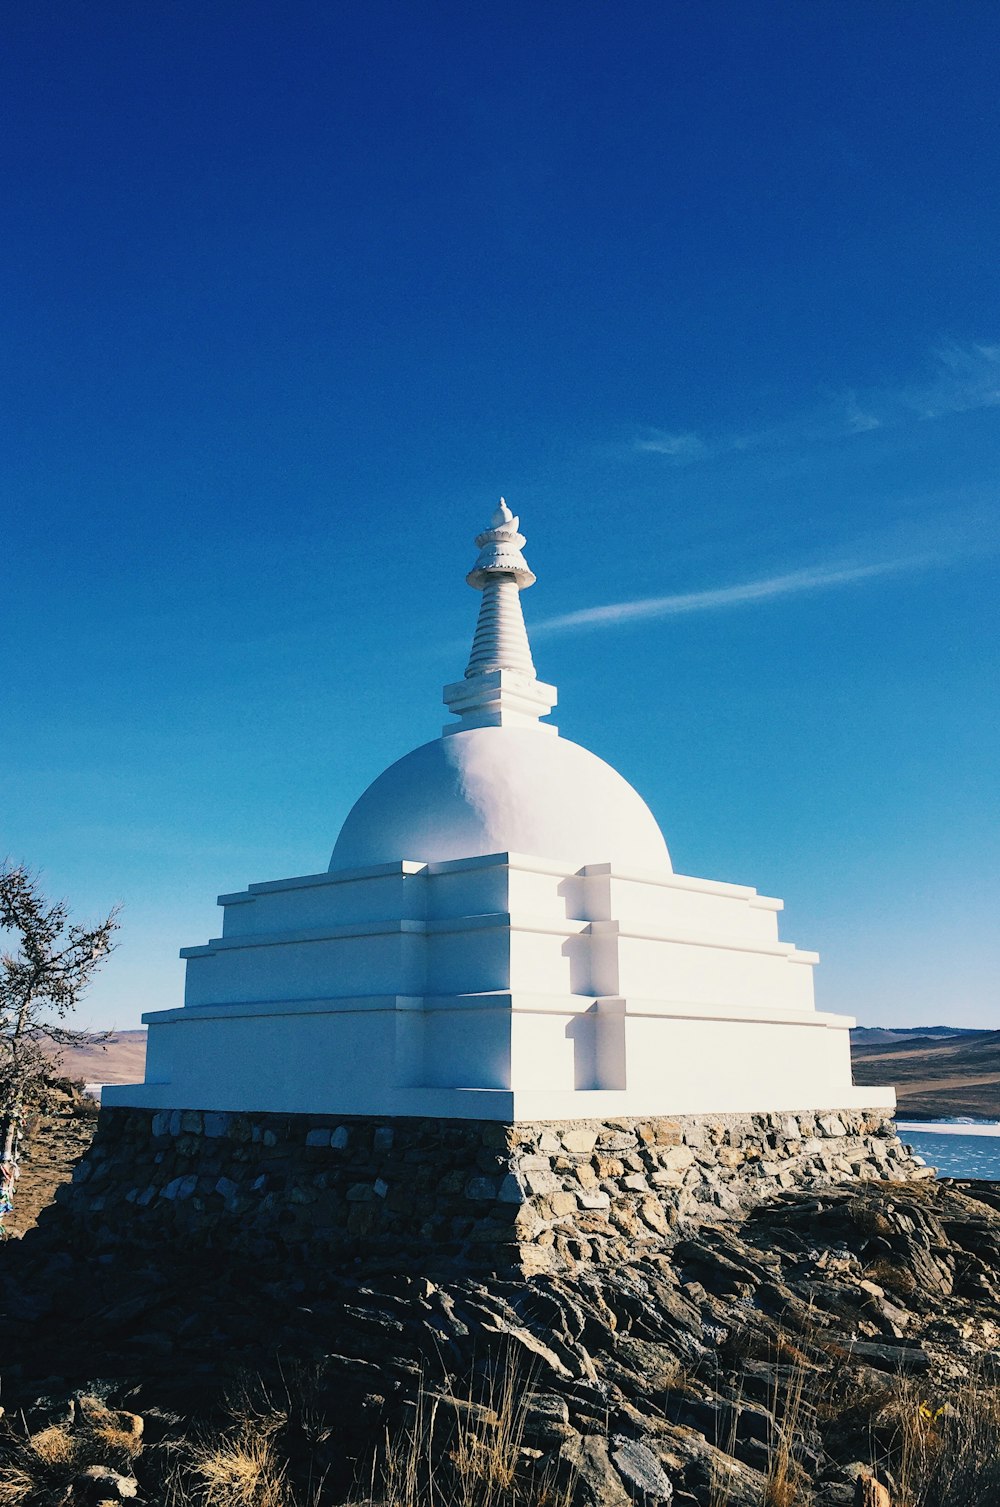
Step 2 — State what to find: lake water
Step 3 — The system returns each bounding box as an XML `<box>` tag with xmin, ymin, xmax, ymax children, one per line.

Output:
<box><xmin>897</xmin><ymin>1121</ymin><xmax>1000</xmax><ymax>1180</ymax></box>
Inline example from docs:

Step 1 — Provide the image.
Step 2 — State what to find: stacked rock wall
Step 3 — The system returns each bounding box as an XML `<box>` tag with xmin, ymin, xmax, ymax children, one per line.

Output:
<box><xmin>55</xmin><ymin>1106</ymin><xmax>926</xmax><ymax>1273</ymax></box>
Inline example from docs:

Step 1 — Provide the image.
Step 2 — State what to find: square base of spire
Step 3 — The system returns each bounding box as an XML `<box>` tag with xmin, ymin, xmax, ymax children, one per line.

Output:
<box><xmin>443</xmin><ymin>669</ymin><xmax>558</xmax><ymax>732</ymax></box>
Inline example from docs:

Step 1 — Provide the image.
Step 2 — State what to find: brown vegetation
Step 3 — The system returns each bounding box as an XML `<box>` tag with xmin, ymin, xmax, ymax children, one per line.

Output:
<box><xmin>6</xmin><ymin>1352</ymin><xmax>1000</xmax><ymax>1506</ymax></box>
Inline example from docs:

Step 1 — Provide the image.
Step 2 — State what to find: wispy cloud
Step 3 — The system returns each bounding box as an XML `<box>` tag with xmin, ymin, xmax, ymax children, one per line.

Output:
<box><xmin>534</xmin><ymin>556</ymin><xmax>930</xmax><ymax>635</ymax></box>
<box><xmin>634</xmin><ymin>430</ymin><xmax>708</xmax><ymax>460</ymax></box>
<box><xmin>844</xmin><ymin>395</ymin><xmax>882</xmax><ymax>434</ymax></box>
<box><xmin>634</xmin><ymin>341</ymin><xmax>1000</xmax><ymax>464</ymax></box>
<box><xmin>908</xmin><ymin>340</ymin><xmax>1000</xmax><ymax>420</ymax></box>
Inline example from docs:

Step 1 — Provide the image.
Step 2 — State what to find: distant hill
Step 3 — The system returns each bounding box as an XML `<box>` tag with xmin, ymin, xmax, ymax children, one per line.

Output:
<box><xmin>851</xmin><ymin>1025</ymin><xmax>982</xmax><ymax>1045</ymax></box>
<box><xmin>42</xmin><ymin>1030</ymin><xmax>147</xmax><ymax>1085</ymax></box>
<box><xmin>852</xmin><ymin>1027</ymin><xmax>1000</xmax><ymax>1118</ymax></box>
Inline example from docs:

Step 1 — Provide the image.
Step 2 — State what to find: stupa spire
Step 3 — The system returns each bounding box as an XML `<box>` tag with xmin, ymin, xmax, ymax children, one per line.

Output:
<box><xmin>464</xmin><ymin>499</ymin><xmax>536</xmax><ymax>678</ymax></box>
<box><xmin>442</xmin><ymin>499</ymin><xmax>557</xmax><ymax>735</ymax></box>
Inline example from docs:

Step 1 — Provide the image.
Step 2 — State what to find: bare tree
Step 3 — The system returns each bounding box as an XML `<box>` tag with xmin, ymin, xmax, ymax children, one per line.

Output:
<box><xmin>0</xmin><ymin>862</ymin><xmax>119</xmax><ymax>1231</ymax></box>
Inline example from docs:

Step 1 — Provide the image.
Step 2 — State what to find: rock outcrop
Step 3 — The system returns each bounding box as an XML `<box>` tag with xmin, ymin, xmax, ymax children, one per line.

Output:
<box><xmin>6</xmin><ymin>1169</ymin><xmax>1000</xmax><ymax>1505</ymax></box>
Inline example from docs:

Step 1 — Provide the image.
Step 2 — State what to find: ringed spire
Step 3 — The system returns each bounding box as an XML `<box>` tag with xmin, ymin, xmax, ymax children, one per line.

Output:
<box><xmin>442</xmin><ymin>498</ymin><xmax>557</xmax><ymax>734</ymax></box>
<box><xmin>464</xmin><ymin>498</ymin><xmax>536</xmax><ymax>679</ymax></box>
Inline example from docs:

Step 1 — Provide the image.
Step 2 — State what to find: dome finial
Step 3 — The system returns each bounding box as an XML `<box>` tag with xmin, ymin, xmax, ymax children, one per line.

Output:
<box><xmin>441</xmin><ymin>499</ymin><xmax>557</xmax><ymax>735</ymax></box>
<box><xmin>466</xmin><ymin>497</ymin><xmax>536</xmax><ymax>592</ymax></box>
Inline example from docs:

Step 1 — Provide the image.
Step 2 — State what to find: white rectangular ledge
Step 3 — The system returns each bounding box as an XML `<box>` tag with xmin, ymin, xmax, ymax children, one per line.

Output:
<box><xmin>142</xmin><ymin>994</ymin><xmax>425</xmax><ymax>1025</ymax></box>
<box><xmin>415</xmin><ymin>993</ymin><xmax>841</xmax><ymax>1026</ymax></box>
<box><xmin>580</xmin><ymin>865</ymin><xmax>781</xmax><ymax>908</ymax></box>
<box><xmin>430</xmin><ymin>911</ymin><xmax>589</xmax><ymax>938</ymax></box>
<box><xmin>496</xmin><ymin>1085</ymin><xmax>897</xmax><ymax>1118</ymax></box>
<box><xmin>184</xmin><ymin>910</ymin><xmax>607</xmax><ymax>958</ymax></box>
<box><xmin>217</xmin><ymin>860</ymin><xmax>428</xmax><ymax>905</ymax></box>
<box><xmin>101</xmin><ymin>1081</ymin><xmax>898</xmax><ymax>1120</ymax></box>
<box><xmin>420</xmin><ymin>991</ymin><xmax>609</xmax><ymax>1015</ymax></box>
<box><xmin>605</xmin><ymin>995</ymin><xmax>855</xmax><ymax>1028</ymax></box>
<box><xmin>586</xmin><ymin>917</ymin><xmax>818</xmax><ymax>962</ymax></box>
<box><xmin>424</xmin><ymin>851</ymin><xmax>581</xmax><ymax>879</ymax></box>
<box><xmin>140</xmin><ymin>991</ymin><xmax>854</xmax><ymax>1030</ymax></box>
<box><xmin>180</xmin><ymin>917</ymin><xmax>428</xmax><ymax>957</ymax></box>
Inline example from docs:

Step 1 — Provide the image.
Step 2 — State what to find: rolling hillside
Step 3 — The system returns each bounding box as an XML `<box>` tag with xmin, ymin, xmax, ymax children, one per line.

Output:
<box><xmin>43</xmin><ymin>1029</ymin><xmax>147</xmax><ymax>1085</ymax></box>
<box><xmin>852</xmin><ymin>1028</ymin><xmax>1000</xmax><ymax>1119</ymax></box>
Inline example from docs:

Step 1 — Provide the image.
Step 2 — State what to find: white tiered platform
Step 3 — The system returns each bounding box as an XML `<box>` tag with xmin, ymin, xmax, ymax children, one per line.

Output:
<box><xmin>107</xmin><ymin>500</ymin><xmax>893</xmax><ymax>1120</ymax></box>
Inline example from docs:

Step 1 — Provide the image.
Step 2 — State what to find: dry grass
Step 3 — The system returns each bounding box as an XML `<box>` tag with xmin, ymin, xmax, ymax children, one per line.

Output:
<box><xmin>182</xmin><ymin>1430</ymin><xmax>292</xmax><ymax>1507</ymax></box>
<box><xmin>441</xmin><ymin>1359</ymin><xmax>528</xmax><ymax>1504</ymax></box>
<box><xmin>26</xmin><ymin>1427</ymin><xmax>74</xmax><ymax>1467</ymax></box>
<box><xmin>707</xmin><ymin>1399</ymin><xmax>742</xmax><ymax>1507</ymax></box>
<box><xmin>848</xmin><ymin>1202</ymin><xmax>895</xmax><ymax>1238</ymax></box>
<box><xmin>720</xmin><ymin>1325</ymin><xmax>814</xmax><ymax>1371</ymax></box>
<box><xmin>810</xmin><ymin>1363</ymin><xmax>1000</xmax><ymax>1507</ymax></box>
<box><xmin>157</xmin><ymin>1369</ymin><xmax>303</xmax><ymax>1507</ymax></box>
<box><xmin>0</xmin><ymin>1405</ymin><xmax>147</xmax><ymax>1507</ymax></box>
<box><xmin>91</xmin><ymin>1421</ymin><xmax>144</xmax><ymax>1460</ymax></box>
<box><xmin>148</xmin><ymin>1351</ymin><xmax>574</xmax><ymax>1507</ymax></box>
<box><xmin>21</xmin><ymin>1341</ymin><xmax>1000</xmax><ymax>1507</ymax></box>
<box><xmin>863</xmin><ymin>1257</ymin><xmax>918</xmax><ymax>1299</ymax></box>
<box><xmin>353</xmin><ymin>1354</ymin><xmax>573</xmax><ymax>1507</ymax></box>
<box><xmin>761</xmin><ymin>1351</ymin><xmax>810</xmax><ymax>1507</ymax></box>
<box><xmin>876</xmin><ymin>1372</ymin><xmax>1000</xmax><ymax>1507</ymax></box>
<box><xmin>0</xmin><ymin>1467</ymin><xmax>34</xmax><ymax>1506</ymax></box>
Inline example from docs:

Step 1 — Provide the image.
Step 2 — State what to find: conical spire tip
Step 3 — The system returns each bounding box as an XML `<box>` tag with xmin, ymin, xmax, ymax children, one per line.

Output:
<box><xmin>467</xmin><ymin>498</ymin><xmax>534</xmax><ymax>589</ymax></box>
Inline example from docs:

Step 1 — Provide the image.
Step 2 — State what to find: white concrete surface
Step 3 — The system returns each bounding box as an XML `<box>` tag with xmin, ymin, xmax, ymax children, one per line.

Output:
<box><xmin>105</xmin><ymin>851</ymin><xmax>894</xmax><ymax>1118</ymax></box>
<box><xmin>330</xmin><ymin>729</ymin><xmax>672</xmax><ymax>874</ymax></box>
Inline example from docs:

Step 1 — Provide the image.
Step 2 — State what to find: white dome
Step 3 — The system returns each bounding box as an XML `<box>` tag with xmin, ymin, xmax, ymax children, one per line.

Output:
<box><xmin>330</xmin><ymin>726</ymin><xmax>672</xmax><ymax>874</ymax></box>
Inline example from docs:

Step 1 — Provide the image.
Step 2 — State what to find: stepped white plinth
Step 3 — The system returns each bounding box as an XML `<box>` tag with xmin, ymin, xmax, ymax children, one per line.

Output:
<box><xmin>105</xmin><ymin>851</ymin><xmax>891</xmax><ymax>1118</ymax></box>
<box><xmin>107</xmin><ymin>499</ymin><xmax>894</xmax><ymax>1120</ymax></box>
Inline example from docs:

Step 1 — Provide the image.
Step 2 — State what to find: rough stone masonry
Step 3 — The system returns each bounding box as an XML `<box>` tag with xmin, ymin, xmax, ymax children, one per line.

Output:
<box><xmin>57</xmin><ymin>1106</ymin><xmax>927</xmax><ymax>1272</ymax></box>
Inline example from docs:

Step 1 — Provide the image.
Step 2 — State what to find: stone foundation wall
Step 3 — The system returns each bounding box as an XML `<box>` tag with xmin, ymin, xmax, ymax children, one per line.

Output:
<box><xmin>53</xmin><ymin>1105</ymin><xmax>926</xmax><ymax>1273</ymax></box>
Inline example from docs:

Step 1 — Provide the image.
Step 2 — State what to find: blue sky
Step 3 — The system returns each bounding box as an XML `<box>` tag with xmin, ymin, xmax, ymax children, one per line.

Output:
<box><xmin>3</xmin><ymin>1</ymin><xmax>998</xmax><ymax>1030</ymax></box>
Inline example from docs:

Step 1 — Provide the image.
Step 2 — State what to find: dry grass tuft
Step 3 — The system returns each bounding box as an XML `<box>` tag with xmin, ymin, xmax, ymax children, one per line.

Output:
<box><xmin>439</xmin><ymin>1357</ymin><xmax>527</xmax><ymax>1501</ymax></box>
<box><xmin>877</xmin><ymin>1373</ymin><xmax>1000</xmax><ymax>1507</ymax></box>
<box><xmin>0</xmin><ymin>1467</ymin><xmax>34</xmax><ymax>1506</ymax></box>
<box><xmin>721</xmin><ymin>1324</ymin><xmax>815</xmax><ymax>1372</ymax></box>
<box><xmin>27</xmin><ymin>1426</ymin><xmax>75</xmax><ymax>1467</ymax></box>
<box><xmin>91</xmin><ymin>1422</ymin><xmax>145</xmax><ymax>1461</ymax></box>
<box><xmin>761</xmin><ymin>1354</ymin><xmax>810</xmax><ymax>1507</ymax></box>
<box><xmin>848</xmin><ymin>1202</ymin><xmax>895</xmax><ymax>1238</ymax></box>
<box><xmin>184</xmin><ymin>1430</ymin><xmax>291</xmax><ymax>1507</ymax></box>
<box><xmin>351</xmin><ymin>1353</ymin><xmax>573</xmax><ymax>1507</ymax></box>
<box><xmin>0</xmin><ymin>1404</ymin><xmax>149</xmax><ymax>1507</ymax></box>
<box><xmin>864</xmin><ymin>1257</ymin><xmax>918</xmax><ymax>1299</ymax></box>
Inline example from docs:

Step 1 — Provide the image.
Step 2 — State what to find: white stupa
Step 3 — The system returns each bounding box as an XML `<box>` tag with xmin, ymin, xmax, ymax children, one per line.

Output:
<box><xmin>107</xmin><ymin>501</ymin><xmax>893</xmax><ymax>1121</ymax></box>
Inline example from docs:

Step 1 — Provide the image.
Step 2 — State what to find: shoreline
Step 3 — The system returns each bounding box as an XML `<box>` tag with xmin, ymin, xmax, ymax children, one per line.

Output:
<box><xmin>898</xmin><ymin>1120</ymin><xmax>1000</xmax><ymax>1137</ymax></box>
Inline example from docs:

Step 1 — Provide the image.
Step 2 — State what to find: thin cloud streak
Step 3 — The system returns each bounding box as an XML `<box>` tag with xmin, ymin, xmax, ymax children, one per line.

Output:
<box><xmin>534</xmin><ymin>556</ymin><xmax>930</xmax><ymax>635</ymax></box>
<box><xmin>634</xmin><ymin>431</ymin><xmax>708</xmax><ymax>459</ymax></box>
<box><xmin>634</xmin><ymin>341</ymin><xmax>1000</xmax><ymax>465</ymax></box>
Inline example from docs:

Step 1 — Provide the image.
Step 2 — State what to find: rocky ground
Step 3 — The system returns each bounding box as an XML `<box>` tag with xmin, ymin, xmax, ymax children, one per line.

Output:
<box><xmin>6</xmin><ymin>1138</ymin><xmax>1000</xmax><ymax>1504</ymax></box>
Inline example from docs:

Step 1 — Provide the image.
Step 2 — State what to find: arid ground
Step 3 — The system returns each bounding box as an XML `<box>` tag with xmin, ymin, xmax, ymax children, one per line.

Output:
<box><xmin>851</xmin><ymin>1028</ymin><xmax>1000</xmax><ymax>1118</ymax></box>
